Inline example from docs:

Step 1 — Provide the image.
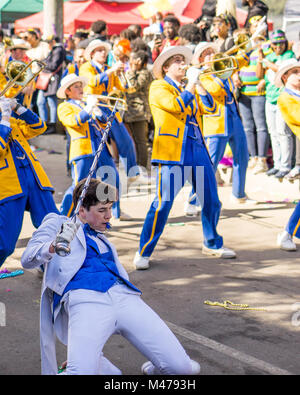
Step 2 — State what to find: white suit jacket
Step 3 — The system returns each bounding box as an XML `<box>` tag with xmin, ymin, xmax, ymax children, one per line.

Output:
<box><xmin>21</xmin><ymin>212</ymin><xmax>139</xmax><ymax>375</ymax></box>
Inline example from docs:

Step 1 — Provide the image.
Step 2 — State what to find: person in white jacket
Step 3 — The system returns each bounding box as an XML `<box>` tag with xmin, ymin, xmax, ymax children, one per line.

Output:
<box><xmin>21</xmin><ymin>177</ymin><xmax>200</xmax><ymax>375</ymax></box>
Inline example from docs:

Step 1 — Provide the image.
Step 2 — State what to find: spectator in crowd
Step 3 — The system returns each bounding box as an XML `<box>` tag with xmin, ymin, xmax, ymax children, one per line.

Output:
<box><xmin>124</xmin><ymin>50</ymin><xmax>153</xmax><ymax>170</ymax></box>
<box><xmin>107</xmin><ymin>38</ymin><xmax>131</xmax><ymax>68</ymax></box>
<box><xmin>65</xmin><ymin>35</ymin><xmax>76</xmax><ymax>64</ymax></box>
<box><xmin>178</xmin><ymin>23</ymin><xmax>204</xmax><ymax>52</ymax></box>
<box><xmin>128</xmin><ymin>24</ymin><xmax>142</xmax><ymax>39</ymax></box>
<box><xmin>119</xmin><ymin>29</ymin><xmax>137</xmax><ymax>42</ymax></box>
<box><xmin>130</xmin><ymin>37</ymin><xmax>152</xmax><ymax>64</ymax></box>
<box><xmin>216</xmin><ymin>0</ymin><xmax>238</xmax><ymax>33</ymax></box>
<box><xmin>73</xmin><ymin>30</ymin><xmax>89</xmax><ymax>48</ymax></box>
<box><xmin>211</xmin><ymin>14</ymin><xmax>234</xmax><ymax>52</ymax></box>
<box><xmin>256</xmin><ymin>30</ymin><xmax>295</xmax><ymax>179</ymax></box>
<box><xmin>242</xmin><ymin>0</ymin><xmax>269</xmax><ymax>30</ymax></box>
<box><xmin>26</xmin><ymin>28</ymin><xmax>50</xmax><ymax>66</ymax></box>
<box><xmin>152</xmin><ymin>15</ymin><xmax>181</xmax><ymax>62</ymax></box>
<box><xmin>237</xmin><ymin>15</ymin><xmax>271</xmax><ymax>174</ymax></box>
<box><xmin>77</xmin><ymin>20</ymin><xmax>109</xmax><ymax>49</ymax></box>
<box><xmin>37</xmin><ymin>35</ymin><xmax>66</xmax><ymax>134</ymax></box>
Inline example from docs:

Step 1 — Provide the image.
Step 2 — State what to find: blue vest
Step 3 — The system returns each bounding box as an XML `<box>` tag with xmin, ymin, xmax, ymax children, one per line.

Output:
<box><xmin>53</xmin><ymin>228</ymin><xmax>140</xmax><ymax>312</ymax></box>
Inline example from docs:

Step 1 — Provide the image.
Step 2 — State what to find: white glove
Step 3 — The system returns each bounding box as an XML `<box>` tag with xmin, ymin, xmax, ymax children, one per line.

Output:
<box><xmin>54</xmin><ymin>221</ymin><xmax>79</xmax><ymax>246</ymax></box>
<box><xmin>93</xmin><ymin>106</ymin><xmax>103</xmax><ymax>118</ymax></box>
<box><xmin>110</xmin><ymin>60</ymin><xmax>124</xmax><ymax>74</ymax></box>
<box><xmin>84</xmin><ymin>95</ymin><xmax>98</xmax><ymax>114</ymax></box>
<box><xmin>0</xmin><ymin>97</ymin><xmax>12</xmax><ymax>118</ymax></box>
<box><xmin>10</xmin><ymin>98</ymin><xmax>27</xmax><ymax>115</ymax></box>
<box><xmin>252</xmin><ymin>16</ymin><xmax>268</xmax><ymax>40</ymax></box>
<box><xmin>186</xmin><ymin>66</ymin><xmax>201</xmax><ymax>86</ymax></box>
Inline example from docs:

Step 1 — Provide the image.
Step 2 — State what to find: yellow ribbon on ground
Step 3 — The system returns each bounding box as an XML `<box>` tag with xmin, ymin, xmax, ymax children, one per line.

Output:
<box><xmin>204</xmin><ymin>300</ymin><xmax>267</xmax><ymax>311</ymax></box>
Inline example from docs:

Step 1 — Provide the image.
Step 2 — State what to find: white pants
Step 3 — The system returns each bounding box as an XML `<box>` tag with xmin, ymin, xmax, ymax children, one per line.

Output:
<box><xmin>63</xmin><ymin>286</ymin><xmax>193</xmax><ymax>375</ymax></box>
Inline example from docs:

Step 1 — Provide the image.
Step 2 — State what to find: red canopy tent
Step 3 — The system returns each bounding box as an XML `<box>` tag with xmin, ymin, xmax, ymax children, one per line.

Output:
<box><xmin>14</xmin><ymin>0</ymin><xmax>270</xmax><ymax>36</ymax></box>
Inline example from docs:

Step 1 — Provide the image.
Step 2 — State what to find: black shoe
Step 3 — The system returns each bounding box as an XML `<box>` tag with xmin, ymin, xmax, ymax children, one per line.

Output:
<box><xmin>44</xmin><ymin>123</ymin><xmax>57</xmax><ymax>135</ymax></box>
<box><xmin>266</xmin><ymin>168</ymin><xmax>279</xmax><ymax>176</ymax></box>
<box><xmin>275</xmin><ymin>170</ymin><xmax>290</xmax><ymax>179</ymax></box>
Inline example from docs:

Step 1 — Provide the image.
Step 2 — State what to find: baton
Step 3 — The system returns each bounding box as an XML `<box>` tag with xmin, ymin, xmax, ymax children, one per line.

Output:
<box><xmin>54</xmin><ymin>100</ymin><xmax>120</xmax><ymax>257</ymax></box>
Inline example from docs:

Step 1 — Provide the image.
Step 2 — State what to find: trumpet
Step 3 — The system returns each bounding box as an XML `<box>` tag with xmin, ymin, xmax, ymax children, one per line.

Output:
<box><xmin>118</xmin><ymin>70</ymin><xmax>136</xmax><ymax>94</ymax></box>
<box><xmin>0</xmin><ymin>59</ymin><xmax>45</xmax><ymax>98</ymax></box>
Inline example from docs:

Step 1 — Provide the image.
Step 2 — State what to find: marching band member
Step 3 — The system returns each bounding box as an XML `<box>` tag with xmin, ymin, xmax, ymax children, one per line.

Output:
<box><xmin>0</xmin><ymin>96</ymin><xmax>58</xmax><ymax>267</ymax></box>
<box><xmin>186</xmin><ymin>41</ymin><xmax>255</xmax><ymax>216</ymax></box>
<box><xmin>56</xmin><ymin>73</ymin><xmax>123</xmax><ymax>219</ymax></box>
<box><xmin>79</xmin><ymin>39</ymin><xmax>143</xmax><ymax>184</ymax></box>
<box><xmin>0</xmin><ymin>38</ymin><xmax>34</xmax><ymax>106</ymax></box>
<box><xmin>21</xmin><ymin>178</ymin><xmax>201</xmax><ymax>375</ymax></box>
<box><xmin>275</xmin><ymin>59</ymin><xmax>300</xmax><ymax>251</ymax></box>
<box><xmin>61</xmin><ymin>47</ymin><xmax>86</xmax><ymax>78</ymax></box>
<box><xmin>133</xmin><ymin>46</ymin><xmax>236</xmax><ymax>271</ymax></box>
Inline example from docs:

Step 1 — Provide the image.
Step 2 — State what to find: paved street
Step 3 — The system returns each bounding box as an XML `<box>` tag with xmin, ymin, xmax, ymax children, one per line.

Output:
<box><xmin>0</xmin><ymin>141</ymin><xmax>300</xmax><ymax>376</ymax></box>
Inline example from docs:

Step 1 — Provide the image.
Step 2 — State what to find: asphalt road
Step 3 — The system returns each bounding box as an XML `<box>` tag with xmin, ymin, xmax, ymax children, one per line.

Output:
<box><xmin>0</xmin><ymin>145</ymin><xmax>300</xmax><ymax>376</ymax></box>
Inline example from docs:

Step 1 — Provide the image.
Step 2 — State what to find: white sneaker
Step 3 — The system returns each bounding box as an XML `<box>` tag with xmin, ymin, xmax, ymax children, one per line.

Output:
<box><xmin>230</xmin><ymin>194</ymin><xmax>257</xmax><ymax>205</ymax></box>
<box><xmin>141</xmin><ymin>361</ymin><xmax>155</xmax><ymax>375</ymax></box>
<box><xmin>141</xmin><ymin>360</ymin><xmax>200</xmax><ymax>375</ymax></box>
<box><xmin>128</xmin><ymin>174</ymin><xmax>151</xmax><ymax>186</ymax></box>
<box><xmin>202</xmin><ymin>245</ymin><xmax>236</xmax><ymax>259</ymax></box>
<box><xmin>118</xmin><ymin>211</ymin><xmax>133</xmax><ymax>221</ymax></box>
<box><xmin>253</xmin><ymin>157</ymin><xmax>268</xmax><ymax>174</ymax></box>
<box><xmin>133</xmin><ymin>252</ymin><xmax>150</xmax><ymax>270</ymax></box>
<box><xmin>190</xmin><ymin>359</ymin><xmax>201</xmax><ymax>374</ymax></box>
<box><xmin>248</xmin><ymin>156</ymin><xmax>258</xmax><ymax>169</ymax></box>
<box><xmin>277</xmin><ymin>231</ymin><xmax>297</xmax><ymax>251</ymax></box>
<box><xmin>184</xmin><ymin>202</ymin><xmax>200</xmax><ymax>217</ymax></box>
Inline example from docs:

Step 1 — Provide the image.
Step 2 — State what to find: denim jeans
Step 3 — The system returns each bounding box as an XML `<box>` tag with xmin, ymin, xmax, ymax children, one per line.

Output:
<box><xmin>37</xmin><ymin>89</ymin><xmax>57</xmax><ymax>124</ymax></box>
<box><xmin>239</xmin><ymin>94</ymin><xmax>269</xmax><ymax>158</ymax></box>
<box><xmin>265</xmin><ymin>101</ymin><xmax>293</xmax><ymax>171</ymax></box>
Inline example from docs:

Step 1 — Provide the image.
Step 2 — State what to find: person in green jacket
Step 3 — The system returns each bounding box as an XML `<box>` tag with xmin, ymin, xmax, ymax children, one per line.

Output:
<box><xmin>256</xmin><ymin>29</ymin><xmax>295</xmax><ymax>179</ymax></box>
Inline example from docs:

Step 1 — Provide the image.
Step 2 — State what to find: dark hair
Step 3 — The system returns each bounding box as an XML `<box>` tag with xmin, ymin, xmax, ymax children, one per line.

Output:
<box><xmin>131</xmin><ymin>50</ymin><xmax>149</xmax><ymax>67</ymax></box>
<box><xmin>163</xmin><ymin>15</ymin><xmax>181</xmax><ymax>29</ymax></box>
<box><xmin>91</xmin><ymin>20</ymin><xmax>107</xmax><ymax>34</ymax></box>
<box><xmin>73</xmin><ymin>178</ymin><xmax>117</xmax><ymax>211</ymax></box>
<box><xmin>27</xmin><ymin>28</ymin><xmax>39</xmax><ymax>39</ymax></box>
<box><xmin>178</xmin><ymin>23</ymin><xmax>203</xmax><ymax>44</ymax></box>
<box><xmin>120</xmin><ymin>28</ymin><xmax>137</xmax><ymax>41</ymax></box>
<box><xmin>74</xmin><ymin>30</ymin><xmax>89</xmax><ymax>40</ymax></box>
<box><xmin>128</xmin><ymin>24</ymin><xmax>142</xmax><ymax>37</ymax></box>
<box><xmin>131</xmin><ymin>37</ymin><xmax>148</xmax><ymax>52</ymax></box>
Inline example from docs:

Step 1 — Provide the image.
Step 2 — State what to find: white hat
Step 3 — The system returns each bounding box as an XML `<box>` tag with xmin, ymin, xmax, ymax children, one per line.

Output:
<box><xmin>274</xmin><ymin>58</ymin><xmax>300</xmax><ymax>88</ymax></box>
<box><xmin>57</xmin><ymin>73</ymin><xmax>88</xmax><ymax>99</ymax></box>
<box><xmin>152</xmin><ymin>46</ymin><xmax>193</xmax><ymax>79</ymax></box>
<box><xmin>192</xmin><ymin>42</ymin><xmax>218</xmax><ymax>65</ymax></box>
<box><xmin>84</xmin><ymin>39</ymin><xmax>111</xmax><ymax>61</ymax></box>
<box><xmin>9</xmin><ymin>38</ymin><xmax>29</xmax><ymax>50</ymax></box>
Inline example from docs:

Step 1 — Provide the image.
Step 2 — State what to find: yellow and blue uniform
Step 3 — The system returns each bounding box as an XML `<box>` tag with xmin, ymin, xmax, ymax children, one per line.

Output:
<box><xmin>138</xmin><ymin>76</ymin><xmax>223</xmax><ymax>258</ymax></box>
<box><xmin>57</xmin><ymin>98</ymin><xmax>121</xmax><ymax>218</ymax></box>
<box><xmin>189</xmin><ymin>52</ymin><xmax>250</xmax><ymax>203</ymax></box>
<box><xmin>277</xmin><ymin>88</ymin><xmax>300</xmax><ymax>238</ymax></box>
<box><xmin>61</xmin><ymin>62</ymin><xmax>80</xmax><ymax>78</ymax></box>
<box><xmin>79</xmin><ymin>61</ymin><xmax>138</xmax><ymax>177</ymax></box>
<box><xmin>0</xmin><ymin>109</ymin><xmax>58</xmax><ymax>266</ymax></box>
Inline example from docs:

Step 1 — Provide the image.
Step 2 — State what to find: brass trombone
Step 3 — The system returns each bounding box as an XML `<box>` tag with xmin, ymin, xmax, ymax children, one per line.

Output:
<box><xmin>225</xmin><ymin>33</ymin><xmax>267</xmax><ymax>56</ymax></box>
<box><xmin>188</xmin><ymin>53</ymin><xmax>239</xmax><ymax>80</ymax></box>
<box><xmin>83</xmin><ymin>92</ymin><xmax>128</xmax><ymax>112</ymax></box>
<box><xmin>0</xmin><ymin>59</ymin><xmax>46</xmax><ymax>98</ymax></box>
